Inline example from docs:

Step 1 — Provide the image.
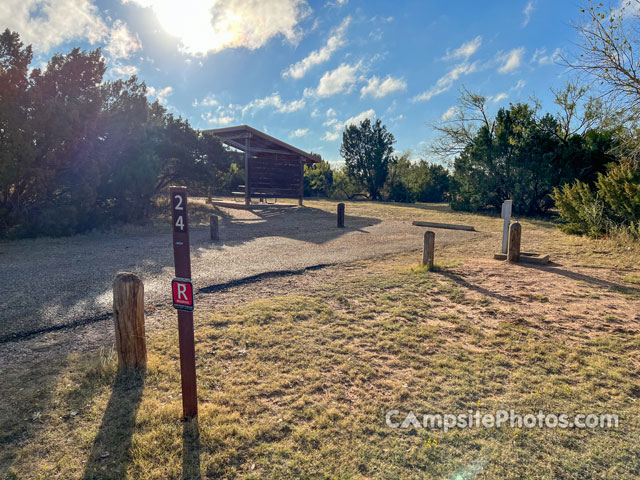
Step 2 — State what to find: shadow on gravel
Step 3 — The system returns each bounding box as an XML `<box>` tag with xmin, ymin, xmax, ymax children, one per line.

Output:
<box><xmin>83</xmin><ymin>370</ymin><xmax>145</xmax><ymax>480</ymax></box>
<box><xmin>213</xmin><ymin>205</ymin><xmax>381</xmax><ymax>246</ymax></box>
<box><xmin>0</xmin><ymin>205</ymin><xmax>379</xmax><ymax>341</ymax></box>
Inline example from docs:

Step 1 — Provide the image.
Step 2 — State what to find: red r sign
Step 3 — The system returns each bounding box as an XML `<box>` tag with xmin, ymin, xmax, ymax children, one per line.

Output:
<box><xmin>172</xmin><ymin>278</ymin><xmax>194</xmax><ymax>311</ymax></box>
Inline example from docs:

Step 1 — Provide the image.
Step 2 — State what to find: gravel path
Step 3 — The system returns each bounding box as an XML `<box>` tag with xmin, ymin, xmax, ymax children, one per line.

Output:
<box><xmin>0</xmin><ymin>203</ymin><xmax>478</xmax><ymax>341</ymax></box>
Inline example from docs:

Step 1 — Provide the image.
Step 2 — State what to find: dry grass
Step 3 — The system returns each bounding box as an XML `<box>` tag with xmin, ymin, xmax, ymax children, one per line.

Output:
<box><xmin>2</xmin><ymin>201</ymin><xmax>640</xmax><ymax>479</ymax></box>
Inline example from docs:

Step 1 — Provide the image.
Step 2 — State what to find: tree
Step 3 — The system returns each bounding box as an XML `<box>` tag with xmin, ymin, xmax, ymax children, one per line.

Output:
<box><xmin>568</xmin><ymin>1</ymin><xmax>640</xmax><ymax>110</ymax></box>
<box><xmin>0</xmin><ymin>30</ymin><xmax>238</xmax><ymax>237</ymax></box>
<box><xmin>340</xmin><ymin>118</ymin><xmax>395</xmax><ymax>200</ymax></box>
<box><xmin>0</xmin><ymin>29</ymin><xmax>33</xmax><ymax>230</ymax></box>
<box><xmin>304</xmin><ymin>159</ymin><xmax>334</xmax><ymax>197</ymax></box>
<box><xmin>430</xmin><ymin>87</ymin><xmax>493</xmax><ymax>161</ymax></box>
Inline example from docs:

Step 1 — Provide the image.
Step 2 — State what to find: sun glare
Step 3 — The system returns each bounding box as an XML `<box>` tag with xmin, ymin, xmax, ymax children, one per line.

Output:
<box><xmin>128</xmin><ymin>0</ymin><xmax>306</xmax><ymax>55</ymax></box>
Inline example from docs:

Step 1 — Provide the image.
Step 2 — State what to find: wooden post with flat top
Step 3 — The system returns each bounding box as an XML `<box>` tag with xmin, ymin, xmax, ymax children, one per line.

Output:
<box><xmin>337</xmin><ymin>203</ymin><xmax>345</xmax><ymax>228</ymax></box>
<box><xmin>422</xmin><ymin>231</ymin><xmax>435</xmax><ymax>269</ymax></box>
<box><xmin>508</xmin><ymin>221</ymin><xmax>521</xmax><ymax>263</ymax></box>
<box><xmin>113</xmin><ymin>272</ymin><xmax>146</xmax><ymax>370</ymax></box>
<box><xmin>210</xmin><ymin>215</ymin><xmax>219</xmax><ymax>242</ymax></box>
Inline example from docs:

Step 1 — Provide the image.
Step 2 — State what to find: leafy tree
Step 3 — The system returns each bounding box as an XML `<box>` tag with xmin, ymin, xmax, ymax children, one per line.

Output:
<box><xmin>411</xmin><ymin>161</ymin><xmax>450</xmax><ymax>202</ymax></box>
<box><xmin>0</xmin><ymin>29</ymin><xmax>33</xmax><ymax>231</ymax></box>
<box><xmin>436</xmin><ymin>86</ymin><xmax>617</xmax><ymax>214</ymax></box>
<box><xmin>304</xmin><ymin>159</ymin><xmax>334</xmax><ymax>197</ymax></box>
<box><xmin>340</xmin><ymin>118</ymin><xmax>395</xmax><ymax>200</ymax></box>
<box><xmin>0</xmin><ymin>30</ymin><xmax>236</xmax><ymax>237</ymax></box>
<box><xmin>383</xmin><ymin>154</ymin><xmax>450</xmax><ymax>203</ymax></box>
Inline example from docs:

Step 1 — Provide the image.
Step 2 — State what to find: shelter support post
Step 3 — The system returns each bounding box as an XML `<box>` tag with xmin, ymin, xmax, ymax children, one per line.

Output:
<box><xmin>244</xmin><ymin>136</ymin><xmax>251</xmax><ymax>206</ymax></box>
<box><xmin>298</xmin><ymin>157</ymin><xmax>304</xmax><ymax>206</ymax></box>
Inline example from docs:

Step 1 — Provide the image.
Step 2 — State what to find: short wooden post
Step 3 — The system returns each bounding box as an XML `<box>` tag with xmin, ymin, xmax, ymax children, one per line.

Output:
<box><xmin>210</xmin><ymin>215</ymin><xmax>219</xmax><ymax>242</ymax></box>
<box><xmin>422</xmin><ymin>231</ymin><xmax>435</xmax><ymax>269</ymax></box>
<box><xmin>337</xmin><ymin>203</ymin><xmax>345</xmax><ymax>228</ymax></box>
<box><xmin>113</xmin><ymin>272</ymin><xmax>146</xmax><ymax>369</ymax></box>
<box><xmin>508</xmin><ymin>222</ymin><xmax>521</xmax><ymax>263</ymax></box>
<box><xmin>207</xmin><ymin>187</ymin><xmax>211</xmax><ymax>203</ymax></box>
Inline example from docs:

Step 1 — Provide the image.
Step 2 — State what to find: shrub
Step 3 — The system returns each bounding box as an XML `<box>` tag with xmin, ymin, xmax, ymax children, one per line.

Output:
<box><xmin>554</xmin><ymin>158</ymin><xmax>640</xmax><ymax>238</ymax></box>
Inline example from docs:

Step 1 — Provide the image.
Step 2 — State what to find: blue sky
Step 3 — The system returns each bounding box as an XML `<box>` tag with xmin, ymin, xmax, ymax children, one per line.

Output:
<box><xmin>2</xmin><ymin>0</ymin><xmax>595</xmax><ymax>163</ymax></box>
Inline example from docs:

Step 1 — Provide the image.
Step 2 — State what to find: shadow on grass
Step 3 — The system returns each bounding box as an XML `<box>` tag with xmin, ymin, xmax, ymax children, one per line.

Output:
<box><xmin>83</xmin><ymin>370</ymin><xmax>145</xmax><ymax>480</ymax></box>
<box><xmin>435</xmin><ymin>270</ymin><xmax>519</xmax><ymax>303</ymax></box>
<box><xmin>183</xmin><ymin>418</ymin><xmax>202</xmax><ymax>480</ymax></box>
<box><xmin>519</xmin><ymin>263</ymin><xmax>640</xmax><ymax>296</ymax></box>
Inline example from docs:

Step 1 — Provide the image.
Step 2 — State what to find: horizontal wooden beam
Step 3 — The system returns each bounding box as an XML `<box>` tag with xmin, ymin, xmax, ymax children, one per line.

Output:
<box><xmin>412</xmin><ymin>221</ymin><xmax>476</xmax><ymax>232</ymax></box>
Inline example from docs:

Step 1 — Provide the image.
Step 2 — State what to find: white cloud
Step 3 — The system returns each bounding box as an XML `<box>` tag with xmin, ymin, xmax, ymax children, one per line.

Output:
<box><xmin>193</xmin><ymin>94</ymin><xmax>219</xmax><ymax>107</ymax></box>
<box><xmin>444</xmin><ymin>36</ymin><xmax>482</xmax><ymax>61</ymax></box>
<box><xmin>0</xmin><ymin>0</ymin><xmax>108</xmax><ymax>52</ymax></box>
<box><xmin>513</xmin><ymin>79</ymin><xmax>527</xmax><ymax>90</ymax></box>
<box><xmin>124</xmin><ymin>0</ymin><xmax>311</xmax><ymax>56</ymax></box>
<box><xmin>147</xmin><ymin>86</ymin><xmax>173</xmax><ymax>105</ymax></box>
<box><xmin>202</xmin><ymin>112</ymin><xmax>235</xmax><ymax>126</ymax></box>
<box><xmin>283</xmin><ymin>16</ymin><xmax>350</xmax><ymax>79</ymax></box>
<box><xmin>414</xmin><ymin>37</ymin><xmax>484</xmax><ymax>102</ymax></box>
<box><xmin>498</xmin><ymin>47</ymin><xmax>525</xmax><ymax>73</ymax></box>
<box><xmin>111</xmin><ymin>64</ymin><xmax>138</xmax><ymax>77</ymax></box>
<box><xmin>491</xmin><ymin>92</ymin><xmax>509</xmax><ymax>103</ymax></box>
<box><xmin>343</xmin><ymin>108</ymin><xmax>375</xmax><ymax>127</ymax></box>
<box><xmin>105</xmin><ymin>20</ymin><xmax>142</xmax><ymax>61</ymax></box>
<box><xmin>323</xmin><ymin>131</ymin><xmax>340</xmax><ymax>141</ymax></box>
<box><xmin>195</xmin><ymin>92</ymin><xmax>304</xmax><ymax>126</ymax></box>
<box><xmin>326</xmin><ymin>108</ymin><xmax>337</xmax><ymax>117</ymax></box>
<box><xmin>532</xmin><ymin>47</ymin><xmax>561</xmax><ymax>66</ymax></box>
<box><xmin>290</xmin><ymin>128</ymin><xmax>309</xmax><ymax>137</ymax></box>
<box><xmin>522</xmin><ymin>1</ymin><xmax>535</xmax><ymax>27</ymax></box>
<box><xmin>242</xmin><ymin>93</ymin><xmax>305</xmax><ymax>114</ymax></box>
<box><xmin>360</xmin><ymin>75</ymin><xmax>407</xmax><ymax>98</ymax></box>
<box><xmin>440</xmin><ymin>106</ymin><xmax>457</xmax><ymax>121</ymax></box>
<box><xmin>323</xmin><ymin>108</ymin><xmax>376</xmax><ymax>142</ymax></box>
<box><xmin>413</xmin><ymin>62</ymin><xmax>477</xmax><ymax>102</ymax></box>
<box><xmin>306</xmin><ymin>62</ymin><xmax>361</xmax><ymax>98</ymax></box>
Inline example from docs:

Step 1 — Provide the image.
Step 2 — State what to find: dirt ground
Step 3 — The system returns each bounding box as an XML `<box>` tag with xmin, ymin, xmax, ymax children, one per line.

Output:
<box><xmin>3</xmin><ymin>202</ymin><xmax>640</xmax><ymax>478</ymax></box>
<box><xmin>0</xmin><ymin>199</ymin><xmax>481</xmax><ymax>342</ymax></box>
<box><xmin>2</xmin><ymin>208</ymin><xmax>639</xmax><ymax>371</ymax></box>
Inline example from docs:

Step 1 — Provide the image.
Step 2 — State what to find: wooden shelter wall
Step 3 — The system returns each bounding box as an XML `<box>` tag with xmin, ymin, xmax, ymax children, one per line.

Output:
<box><xmin>247</xmin><ymin>157</ymin><xmax>301</xmax><ymax>197</ymax></box>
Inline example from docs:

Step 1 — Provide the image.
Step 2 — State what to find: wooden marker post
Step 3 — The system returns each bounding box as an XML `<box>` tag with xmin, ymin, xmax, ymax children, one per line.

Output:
<box><xmin>170</xmin><ymin>186</ymin><xmax>198</xmax><ymax>419</ymax></box>
<box><xmin>210</xmin><ymin>215</ymin><xmax>219</xmax><ymax>242</ymax></box>
<box><xmin>337</xmin><ymin>203</ymin><xmax>345</xmax><ymax>228</ymax></box>
<box><xmin>508</xmin><ymin>221</ymin><xmax>521</xmax><ymax>263</ymax></box>
<box><xmin>501</xmin><ymin>200</ymin><xmax>512</xmax><ymax>254</ymax></box>
<box><xmin>422</xmin><ymin>231</ymin><xmax>435</xmax><ymax>269</ymax></box>
<box><xmin>113</xmin><ymin>272</ymin><xmax>146</xmax><ymax>369</ymax></box>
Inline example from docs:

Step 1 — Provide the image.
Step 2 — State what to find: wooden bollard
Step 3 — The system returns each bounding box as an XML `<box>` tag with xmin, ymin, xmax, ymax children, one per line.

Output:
<box><xmin>113</xmin><ymin>272</ymin><xmax>146</xmax><ymax>369</ymax></box>
<box><xmin>337</xmin><ymin>203</ymin><xmax>345</xmax><ymax>228</ymax></box>
<box><xmin>508</xmin><ymin>221</ymin><xmax>521</xmax><ymax>263</ymax></box>
<box><xmin>210</xmin><ymin>215</ymin><xmax>219</xmax><ymax>241</ymax></box>
<box><xmin>422</xmin><ymin>231</ymin><xmax>435</xmax><ymax>269</ymax></box>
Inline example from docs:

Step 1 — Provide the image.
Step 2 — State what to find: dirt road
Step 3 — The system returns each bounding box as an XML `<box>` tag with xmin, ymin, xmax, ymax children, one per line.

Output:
<box><xmin>0</xmin><ymin>201</ymin><xmax>481</xmax><ymax>342</ymax></box>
